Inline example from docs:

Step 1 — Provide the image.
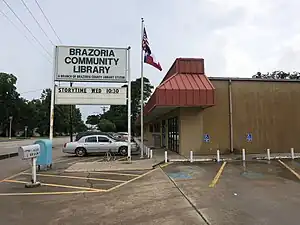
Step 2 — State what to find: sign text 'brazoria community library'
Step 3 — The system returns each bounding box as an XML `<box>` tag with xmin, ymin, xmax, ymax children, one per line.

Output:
<box><xmin>54</xmin><ymin>46</ymin><xmax>127</xmax><ymax>82</ymax></box>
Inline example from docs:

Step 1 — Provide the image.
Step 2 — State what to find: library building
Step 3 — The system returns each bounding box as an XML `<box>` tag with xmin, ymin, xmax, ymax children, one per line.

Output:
<box><xmin>138</xmin><ymin>58</ymin><xmax>300</xmax><ymax>156</ymax></box>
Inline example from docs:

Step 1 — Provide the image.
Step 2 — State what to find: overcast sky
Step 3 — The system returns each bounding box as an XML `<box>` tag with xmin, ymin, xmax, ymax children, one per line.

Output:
<box><xmin>1</xmin><ymin>0</ymin><xmax>300</xmax><ymax>121</ymax></box>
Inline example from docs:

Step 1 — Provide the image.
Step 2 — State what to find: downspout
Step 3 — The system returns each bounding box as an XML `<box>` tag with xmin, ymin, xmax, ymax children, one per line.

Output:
<box><xmin>228</xmin><ymin>79</ymin><xmax>234</xmax><ymax>153</ymax></box>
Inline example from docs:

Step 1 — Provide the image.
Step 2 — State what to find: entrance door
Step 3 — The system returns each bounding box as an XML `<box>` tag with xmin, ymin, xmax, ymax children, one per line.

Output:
<box><xmin>167</xmin><ymin>117</ymin><xmax>179</xmax><ymax>153</ymax></box>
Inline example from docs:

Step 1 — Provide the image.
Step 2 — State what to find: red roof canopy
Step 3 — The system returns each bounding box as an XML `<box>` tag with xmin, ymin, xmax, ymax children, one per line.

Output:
<box><xmin>143</xmin><ymin>58</ymin><xmax>216</xmax><ymax>116</ymax></box>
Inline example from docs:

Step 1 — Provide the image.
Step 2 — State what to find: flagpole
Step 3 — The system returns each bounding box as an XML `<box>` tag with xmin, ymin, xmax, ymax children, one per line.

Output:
<box><xmin>140</xmin><ymin>17</ymin><xmax>144</xmax><ymax>158</ymax></box>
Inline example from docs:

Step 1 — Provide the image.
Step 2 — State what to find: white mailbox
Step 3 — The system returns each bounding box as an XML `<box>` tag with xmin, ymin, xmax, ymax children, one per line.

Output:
<box><xmin>18</xmin><ymin>144</ymin><xmax>41</xmax><ymax>160</ymax></box>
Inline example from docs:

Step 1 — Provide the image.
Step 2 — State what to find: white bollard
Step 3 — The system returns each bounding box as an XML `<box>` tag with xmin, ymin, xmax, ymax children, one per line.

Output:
<box><xmin>150</xmin><ymin>149</ymin><xmax>153</xmax><ymax>159</ymax></box>
<box><xmin>242</xmin><ymin>148</ymin><xmax>246</xmax><ymax>161</ymax></box>
<box><xmin>190</xmin><ymin>150</ymin><xmax>193</xmax><ymax>162</ymax></box>
<box><xmin>267</xmin><ymin>148</ymin><xmax>271</xmax><ymax>161</ymax></box>
<box><xmin>291</xmin><ymin>148</ymin><xmax>295</xmax><ymax>159</ymax></box>
<box><xmin>165</xmin><ymin>151</ymin><xmax>168</xmax><ymax>163</ymax></box>
<box><xmin>217</xmin><ymin>149</ymin><xmax>220</xmax><ymax>162</ymax></box>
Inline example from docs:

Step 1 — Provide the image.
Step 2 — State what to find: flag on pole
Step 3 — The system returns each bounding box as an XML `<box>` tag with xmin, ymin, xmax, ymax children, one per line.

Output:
<box><xmin>142</xmin><ymin>27</ymin><xmax>162</xmax><ymax>71</ymax></box>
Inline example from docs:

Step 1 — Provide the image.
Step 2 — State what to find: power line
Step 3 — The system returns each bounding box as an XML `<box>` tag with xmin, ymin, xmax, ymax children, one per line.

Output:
<box><xmin>34</xmin><ymin>0</ymin><xmax>62</xmax><ymax>44</ymax></box>
<box><xmin>19</xmin><ymin>0</ymin><xmax>55</xmax><ymax>46</ymax></box>
<box><xmin>2</xmin><ymin>0</ymin><xmax>52</xmax><ymax>58</ymax></box>
<box><xmin>0</xmin><ymin>9</ymin><xmax>52</xmax><ymax>64</ymax></box>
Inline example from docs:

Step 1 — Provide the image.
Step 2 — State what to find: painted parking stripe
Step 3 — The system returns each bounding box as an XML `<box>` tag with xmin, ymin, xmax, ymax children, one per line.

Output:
<box><xmin>0</xmin><ymin>190</ymin><xmax>100</xmax><ymax>196</ymax></box>
<box><xmin>88</xmin><ymin>171</ymin><xmax>140</xmax><ymax>177</ymax></box>
<box><xmin>3</xmin><ymin>179</ymin><xmax>106</xmax><ymax>192</ymax></box>
<box><xmin>278</xmin><ymin>160</ymin><xmax>300</xmax><ymax>180</ymax></box>
<box><xmin>209</xmin><ymin>162</ymin><xmax>227</xmax><ymax>188</ymax></box>
<box><xmin>107</xmin><ymin>168</ymin><xmax>158</xmax><ymax>192</ymax></box>
<box><xmin>21</xmin><ymin>172</ymin><xmax>126</xmax><ymax>183</ymax></box>
<box><xmin>0</xmin><ymin>168</ymin><xmax>31</xmax><ymax>184</ymax></box>
<box><xmin>160</xmin><ymin>162</ymin><xmax>173</xmax><ymax>168</ymax></box>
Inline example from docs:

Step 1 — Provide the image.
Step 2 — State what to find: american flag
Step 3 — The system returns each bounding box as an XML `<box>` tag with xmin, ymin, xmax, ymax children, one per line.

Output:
<box><xmin>142</xmin><ymin>27</ymin><xmax>162</xmax><ymax>71</ymax></box>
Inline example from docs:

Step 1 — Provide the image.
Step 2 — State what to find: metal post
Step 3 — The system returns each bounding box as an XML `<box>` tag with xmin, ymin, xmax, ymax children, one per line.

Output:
<box><xmin>24</xmin><ymin>126</ymin><xmax>28</xmax><ymax>139</ymax></box>
<box><xmin>242</xmin><ymin>148</ymin><xmax>246</xmax><ymax>161</ymax></box>
<box><xmin>267</xmin><ymin>148</ymin><xmax>271</xmax><ymax>161</ymax></box>
<box><xmin>140</xmin><ymin>18</ymin><xmax>145</xmax><ymax>159</ymax></box>
<box><xmin>32</xmin><ymin>157</ymin><xmax>37</xmax><ymax>184</ymax></box>
<box><xmin>9</xmin><ymin>116</ymin><xmax>13</xmax><ymax>140</ymax></box>
<box><xmin>69</xmin><ymin>82</ymin><xmax>73</xmax><ymax>142</ymax></box>
<box><xmin>217</xmin><ymin>149</ymin><xmax>220</xmax><ymax>162</ymax></box>
<box><xmin>190</xmin><ymin>150</ymin><xmax>193</xmax><ymax>162</ymax></box>
<box><xmin>291</xmin><ymin>148</ymin><xmax>295</xmax><ymax>159</ymax></box>
<box><xmin>49</xmin><ymin>46</ymin><xmax>57</xmax><ymax>141</ymax></box>
<box><xmin>164</xmin><ymin>150</ymin><xmax>167</xmax><ymax>163</ymax></box>
<box><xmin>127</xmin><ymin>46</ymin><xmax>132</xmax><ymax>161</ymax></box>
<box><xmin>150</xmin><ymin>149</ymin><xmax>153</xmax><ymax>159</ymax></box>
<box><xmin>147</xmin><ymin>147</ymin><xmax>150</xmax><ymax>158</ymax></box>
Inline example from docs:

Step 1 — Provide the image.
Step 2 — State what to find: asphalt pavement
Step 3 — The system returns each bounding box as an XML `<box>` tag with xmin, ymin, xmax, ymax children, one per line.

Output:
<box><xmin>0</xmin><ymin>137</ymin><xmax>69</xmax><ymax>156</ymax></box>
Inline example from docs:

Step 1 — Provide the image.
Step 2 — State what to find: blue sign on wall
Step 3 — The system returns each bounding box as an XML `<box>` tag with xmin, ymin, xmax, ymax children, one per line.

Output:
<box><xmin>246</xmin><ymin>133</ymin><xmax>252</xmax><ymax>142</ymax></box>
<box><xmin>204</xmin><ymin>134</ymin><xmax>210</xmax><ymax>143</ymax></box>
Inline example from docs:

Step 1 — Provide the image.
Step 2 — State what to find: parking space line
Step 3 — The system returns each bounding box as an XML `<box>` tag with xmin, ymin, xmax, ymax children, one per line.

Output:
<box><xmin>21</xmin><ymin>172</ymin><xmax>126</xmax><ymax>183</ymax></box>
<box><xmin>3</xmin><ymin>179</ymin><xmax>106</xmax><ymax>192</ymax></box>
<box><xmin>278</xmin><ymin>160</ymin><xmax>300</xmax><ymax>180</ymax></box>
<box><xmin>209</xmin><ymin>162</ymin><xmax>227</xmax><ymax>188</ymax></box>
<box><xmin>0</xmin><ymin>168</ymin><xmax>31</xmax><ymax>184</ymax></box>
<box><xmin>88</xmin><ymin>171</ymin><xmax>140</xmax><ymax>177</ymax></box>
<box><xmin>0</xmin><ymin>190</ymin><xmax>100</xmax><ymax>196</ymax></box>
<box><xmin>107</xmin><ymin>168</ymin><xmax>158</xmax><ymax>192</ymax></box>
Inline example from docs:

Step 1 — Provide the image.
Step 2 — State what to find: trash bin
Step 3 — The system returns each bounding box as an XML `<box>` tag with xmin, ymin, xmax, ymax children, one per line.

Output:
<box><xmin>35</xmin><ymin>139</ymin><xmax>52</xmax><ymax>171</ymax></box>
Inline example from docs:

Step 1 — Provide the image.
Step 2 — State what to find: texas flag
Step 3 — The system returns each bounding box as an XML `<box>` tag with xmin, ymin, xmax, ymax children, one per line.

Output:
<box><xmin>142</xmin><ymin>27</ymin><xmax>162</xmax><ymax>71</ymax></box>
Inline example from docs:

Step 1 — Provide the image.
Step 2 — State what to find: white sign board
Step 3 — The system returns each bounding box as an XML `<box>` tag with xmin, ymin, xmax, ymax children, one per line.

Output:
<box><xmin>55</xmin><ymin>86</ymin><xmax>127</xmax><ymax>105</ymax></box>
<box><xmin>18</xmin><ymin>144</ymin><xmax>40</xmax><ymax>160</ymax></box>
<box><xmin>54</xmin><ymin>45</ymin><xmax>127</xmax><ymax>83</ymax></box>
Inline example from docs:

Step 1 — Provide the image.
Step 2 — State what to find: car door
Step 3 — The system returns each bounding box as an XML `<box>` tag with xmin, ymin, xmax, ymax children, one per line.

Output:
<box><xmin>83</xmin><ymin>136</ymin><xmax>98</xmax><ymax>153</ymax></box>
<box><xmin>97</xmin><ymin>136</ymin><xmax>112</xmax><ymax>152</ymax></box>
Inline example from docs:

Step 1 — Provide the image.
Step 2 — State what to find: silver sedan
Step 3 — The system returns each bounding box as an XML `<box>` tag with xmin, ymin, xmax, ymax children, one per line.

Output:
<box><xmin>62</xmin><ymin>134</ymin><xmax>139</xmax><ymax>157</ymax></box>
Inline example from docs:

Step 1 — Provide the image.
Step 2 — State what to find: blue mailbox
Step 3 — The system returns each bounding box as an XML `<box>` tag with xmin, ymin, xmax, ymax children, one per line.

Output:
<box><xmin>35</xmin><ymin>139</ymin><xmax>52</xmax><ymax>171</ymax></box>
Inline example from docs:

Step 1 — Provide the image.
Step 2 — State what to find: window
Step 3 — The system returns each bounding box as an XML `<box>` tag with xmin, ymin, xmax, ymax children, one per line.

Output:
<box><xmin>98</xmin><ymin>136</ymin><xmax>110</xmax><ymax>142</ymax></box>
<box><xmin>85</xmin><ymin>136</ymin><xmax>97</xmax><ymax>143</ymax></box>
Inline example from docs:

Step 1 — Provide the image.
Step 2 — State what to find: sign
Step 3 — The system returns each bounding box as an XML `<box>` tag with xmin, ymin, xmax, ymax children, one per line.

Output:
<box><xmin>54</xmin><ymin>46</ymin><xmax>127</xmax><ymax>82</ymax></box>
<box><xmin>204</xmin><ymin>134</ymin><xmax>210</xmax><ymax>143</ymax></box>
<box><xmin>246</xmin><ymin>133</ymin><xmax>252</xmax><ymax>142</ymax></box>
<box><xmin>18</xmin><ymin>144</ymin><xmax>40</xmax><ymax>160</ymax></box>
<box><xmin>54</xmin><ymin>86</ymin><xmax>127</xmax><ymax>105</ymax></box>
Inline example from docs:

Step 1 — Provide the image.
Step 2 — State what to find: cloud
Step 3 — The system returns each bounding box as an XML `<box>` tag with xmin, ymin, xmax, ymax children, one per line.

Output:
<box><xmin>2</xmin><ymin>0</ymin><xmax>300</xmax><ymax>120</ymax></box>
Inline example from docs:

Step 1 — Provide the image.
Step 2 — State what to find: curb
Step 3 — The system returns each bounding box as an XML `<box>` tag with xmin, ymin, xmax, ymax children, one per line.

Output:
<box><xmin>152</xmin><ymin>160</ymin><xmax>165</xmax><ymax>168</ymax></box>
<box><xmin>0</xmin><ymin>152</ymin><xmax>18</xmax><ymax>160</ymax></box>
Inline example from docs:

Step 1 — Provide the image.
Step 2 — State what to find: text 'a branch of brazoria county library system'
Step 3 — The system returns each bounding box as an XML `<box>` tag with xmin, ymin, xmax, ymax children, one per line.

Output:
<box><xmin>64</xmin><ymin>48</ymin><xmax>119</xmax><ymax>74</ymax></box>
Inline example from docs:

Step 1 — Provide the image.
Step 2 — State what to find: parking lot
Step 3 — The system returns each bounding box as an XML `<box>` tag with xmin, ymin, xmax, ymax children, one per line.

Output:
<box><xmin>2</xmin><ymin>154</ymin><xmax>300</xmax><ymax>224</ymax></box>
<box><xmin>161</xmin><ymin>159</ymin><xmax>300</xmax><ymax>225</ymax></box>
<box><xmin>0</xmin><ymin>155</ymin><xmax>152</xmax><ymax>196</ymax></box>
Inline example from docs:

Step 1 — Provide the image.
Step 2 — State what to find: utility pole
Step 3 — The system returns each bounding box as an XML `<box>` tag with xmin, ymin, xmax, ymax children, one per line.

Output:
<box><xmin>70</xmin><ymin>82</ymin><xmax>73</xmax><ymax>142</ymax></box>
<box><xmin>9</xmin><ymin>116</ymin><xmax>13</xmax><ymax>140</ymax></box>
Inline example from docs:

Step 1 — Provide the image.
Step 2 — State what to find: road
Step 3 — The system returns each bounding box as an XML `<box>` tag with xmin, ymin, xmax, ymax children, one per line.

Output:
<box><xmin>0</xmin><ymin>137</ymin><xmax>69</xmax><ymax>181</ymax></box>
<box><xmin>0</xmin><ymin>137</ymin><xmax>69</xmax><ymax>156</ymax></box>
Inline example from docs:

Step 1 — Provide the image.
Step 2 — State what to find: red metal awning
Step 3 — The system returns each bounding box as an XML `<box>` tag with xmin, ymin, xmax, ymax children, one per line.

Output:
<box><xmin>143</xmin><ymin>73</ymin><xmax>215</xmax><ymax>115</ymax></box>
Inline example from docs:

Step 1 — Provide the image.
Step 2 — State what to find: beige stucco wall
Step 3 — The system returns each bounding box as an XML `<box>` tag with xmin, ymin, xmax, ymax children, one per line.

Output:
<box><xmin>179</xmin><ymin>108</ymin><xmax>203</xmax><ymax>156</ymax></box>
<box><xmin>144</xmin><ymin>79</ymin><xmax>300</xmax><ymax>155</ymax></box>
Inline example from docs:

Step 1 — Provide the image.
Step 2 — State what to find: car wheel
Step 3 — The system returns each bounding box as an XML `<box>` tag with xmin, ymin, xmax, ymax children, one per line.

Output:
<box><xmin>118</xmin><ymin>146</ymin><xmax>128</xmax><ymax>156</ymax></box>
<box><xmin>75</xmin><ymin>147</ymin><xmax>86</xmax><ymax>157</ymax></box>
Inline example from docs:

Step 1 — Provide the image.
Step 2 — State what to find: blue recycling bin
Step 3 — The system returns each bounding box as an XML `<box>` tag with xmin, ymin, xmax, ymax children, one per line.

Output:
<box><xmin>35</xmin><ymin>139</ymin><xmax>52</xmax><ymax>170</ymax></box>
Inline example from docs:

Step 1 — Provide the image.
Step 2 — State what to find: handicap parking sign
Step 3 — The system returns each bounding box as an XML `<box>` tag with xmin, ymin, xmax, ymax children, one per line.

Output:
<box><xmin>204</xmin><ymin>134</ymin><xmax>210</xmax><ymax>143</ymax></box>
<box><xmin>246</xmin><ymin>133</ymin><xmax>252</xmax><ymax>142</ymax></box>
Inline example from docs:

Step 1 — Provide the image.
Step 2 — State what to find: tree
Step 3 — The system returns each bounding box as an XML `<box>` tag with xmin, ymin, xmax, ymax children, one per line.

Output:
<box><xmin>0</xmin><ymin>72</ymin><xmax>87</xmax><ymax>137</ymax></box>
<box><xmin>97</xmin><ymin>77</ymin><xmax>154</xmax><ymax>133</ymax></box>
<box><xmin>97</xmin><ymin>119</ymin><xmax>116</xmax><ymax>132</ymax></box>
<box><xmin>253</xmin><ymin>71</ymin><xmax>300</xmax><ymax>79</ymax></box>
<box><xmin>86</xmin><ymin>114</ymin><xmax>100</xmax><ymax>125</ymax></box>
